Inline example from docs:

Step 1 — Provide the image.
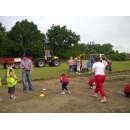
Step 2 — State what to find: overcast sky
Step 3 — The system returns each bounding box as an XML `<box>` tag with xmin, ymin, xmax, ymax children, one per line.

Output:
<box><xmin>0</xmin><ymin>0</ymin><xmax>130</xmax><ymax>53</ymax></box>
<box><xmin>0</xmin><ymin>16</ymin><xmax>130</xmax><ymax>53</ymax></box>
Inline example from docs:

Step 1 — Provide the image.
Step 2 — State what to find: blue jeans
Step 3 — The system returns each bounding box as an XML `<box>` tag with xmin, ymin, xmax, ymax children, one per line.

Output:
<box><xmin>22</xmin><ymin>70</ymin><xmax>33</xmax><ymax>91</ymax></box>
<box><xmin>69</xmin><ymin>65</ymin><xmax>74</xmax><ymax>72</ymax></box>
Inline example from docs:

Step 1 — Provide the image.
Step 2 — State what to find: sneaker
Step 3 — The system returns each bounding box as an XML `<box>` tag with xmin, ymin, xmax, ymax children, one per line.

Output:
<box><xmin>11</xmin><ymin>97</ymin><xmax>17</xmax><ymax>100</ymax></box>
<box><xmin>93</xmin><ymin>95</ymin><xmax>97</xmax><ymax>98</ymax></box>
<box><xmin>29</xmin><ymin>89</ymin><xmax>34</xmax><ymax>91</ymax></box>
<box><xmin>68</xmin><ymin>91</ymin><xmax>71</xmax><ymax>94</ymax></box>
<box><xmin>101</xmin><ymin>99</ymin><xmax>106</xmax><ymax>103</ymax></box>
<box><xmin>61</xmin><ymin>92</ymin><xmax>65</xmax><ymax>95</ymax></box>
<box><xmin>23</xmin><ymin>90</ymin><xmax>27</xmax><ymax>93</ymax></box>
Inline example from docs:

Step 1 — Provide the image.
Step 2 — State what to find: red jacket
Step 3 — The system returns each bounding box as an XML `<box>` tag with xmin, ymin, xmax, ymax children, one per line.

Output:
<box><xmin>88</xmin><ymin>77</ymin><xmax>95</xmax><ymax>86</ymax></box>
<box><xmin>107</xmin><ymin>61</ymin><xmax>112</xmax><ymax>66</ymax></box>
<box><xmin>61</xmin><ymin>75</ymin><xmax>69</xmax><ymax>83</ymax></box>
<box><xmin>124</xmin><ymin>84</ymin><xmax>130</xmax><ymax>93</ymax></box>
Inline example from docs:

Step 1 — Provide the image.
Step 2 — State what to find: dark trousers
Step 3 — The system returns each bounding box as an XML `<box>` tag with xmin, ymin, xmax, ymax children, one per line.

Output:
<box><xmin>62</xmin><ymin>82</ymin><xmax>69</xmax><ymax>91</ymax></box>
<box><xmin>124</xmin><ymin>92</ymin><xmax>130</xmax><ymax>98</ymax></box>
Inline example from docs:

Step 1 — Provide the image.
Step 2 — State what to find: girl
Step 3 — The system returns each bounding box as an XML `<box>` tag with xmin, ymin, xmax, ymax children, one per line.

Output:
<box><xmin>60</xmin><ymin>74</ymin><xmax>70</xmax><ymax>95</ymax></box>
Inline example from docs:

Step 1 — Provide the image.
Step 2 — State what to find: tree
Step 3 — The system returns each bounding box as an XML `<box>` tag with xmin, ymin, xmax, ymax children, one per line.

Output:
<box><xmin>7</xmin><ymin>19</ymin><xmax>46</xmax><ymax>47</ymax></box>
<box><xmin>0</xmin><ymin>22</ymin><xmax>8</xmax><ymax>57</ymax></box>
<box><xmin>100</xmin><ymin>43</ymin><xmax>113</xmax><ymax>54</ymax></box>
<box><xmin>46</xmin><ymin>24</ymin><xmax>80</xmax><ymax>58</ymax></box>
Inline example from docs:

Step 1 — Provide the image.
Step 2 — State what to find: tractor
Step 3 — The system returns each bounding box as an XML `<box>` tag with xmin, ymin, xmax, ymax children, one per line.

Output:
<box><xmin>34</xmin><ymin>50</ymin><xmax>60</xmax><ymax>67</ymax></box>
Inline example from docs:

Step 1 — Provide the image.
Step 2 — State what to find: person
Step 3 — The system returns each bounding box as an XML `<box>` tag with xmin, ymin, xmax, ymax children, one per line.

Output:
<box><xmin>0</xmin><ymin>78</ymin><xmax>2</xmax><ymax>87</ymax></box>
<box><xmin>76</xmin><ymin>57</ymin><xmax>81</xmax><ymax>75</ymax></box>
<box><xmin>60</xmin><ymin>74</ymin><xmax>70</xmax><ymax>95</ymax></box>
<box><xmin>124</xmin><ymin>84</ymin><xmax>130</xmax><ymax>98</ymax></box>
<box><xmin>87</xmin><ymin>59</ymin><xmax>92</xmax><ymax>73</ymax></box>
<box><xmin>91</xmin><ymin>55</ymin><xmax>107</xmax><ymax>103</ymax></box>
<box><xmin>107</xmin><ymin>59</ymin><xmax>112</xmax><ymax>72</ymax></box>
<box><xmin>90</xmin><ymin>56</ymin><xmax>94</xmax><ymax>68</ymax></box>
<box><xmin>88</xmin><ymin>77</ymin><xmax>96</xmax><ymax>89</ymax></box>
<box><xmin>20</xmin><ymin>50</ymin><xmax>34</xmax><ymax>93</ymax></box>
<box><xmin>6</xmin><ymin>62</ymin><xmax>18</xmax><ymax>100</ymax></box>
<box><xmin>102</xmin><ymin>58</ymin><xmax>108</xmax><ymax>69</ymax></box>
<box><xmin>67</xmin><ymin>56</ymin><xmax>74</xmax><ymax>74</ymax></box>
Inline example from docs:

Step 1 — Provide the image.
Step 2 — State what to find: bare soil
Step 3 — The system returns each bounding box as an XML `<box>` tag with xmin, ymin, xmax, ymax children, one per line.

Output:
<box><xmin>0</xmin><ymin>72</ymin><xmax>130</xmax><ymax>113</ymax></box>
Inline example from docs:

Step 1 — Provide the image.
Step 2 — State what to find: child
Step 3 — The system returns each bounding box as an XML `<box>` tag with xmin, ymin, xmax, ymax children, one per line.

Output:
<box><xmin>60</xmin><ymin>74</ymin><xmax>70</xmax><ymax>94</ymax></box>
<box><xmin>107</xmin><ymin>59</ymin><xmax>112</xmax><ymax>72</ymax></box>
<box><xmin>88</xmin><ymin>77</ymin><xmax>96</xmax><ymax>89</ymax></box>
<box><xmin>124</xmin><ymin>84</ymin><xmax>130</xmax><ymax>98</ymax></box>
<box><xmin>0</xmin><ymin>78</ymin><xmax>2</xmax><ymax>86</ymax></box>
<box><xmin>6</xmin><ymin>62</ymin><xmax>18</xmax><ymax>100</ymax></box>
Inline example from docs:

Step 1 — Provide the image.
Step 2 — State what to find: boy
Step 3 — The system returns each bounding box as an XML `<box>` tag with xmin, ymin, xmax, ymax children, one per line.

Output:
<box><xmin>60</xmin><ymin>74</ymin><xmax>70</xmax><ymax>94</ymax></box>
<box><xmin>7</xmin><ymin>62</ymin><xmax>18</xmax><ymax>100</ymax></box>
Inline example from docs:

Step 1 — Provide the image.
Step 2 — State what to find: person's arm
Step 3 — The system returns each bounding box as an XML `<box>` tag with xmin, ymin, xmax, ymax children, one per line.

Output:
<box><xmin>9</xmin><ymin>69</ymin><xmax>18</xmax><ymax>80</ymax></box>
<box><xmin>60</xmin><ymin>77</ymin><xmax>63</xmax><ymax>83</ymax></box>
<box><xmin>29</xmin><ymin>60</ymin><xmax>33</xmax><ymax>74</ymax></box>
<box><xmin>20</xmin><ymin>60</ymin><xmax>26</xmax><ymax>69</ymax></box>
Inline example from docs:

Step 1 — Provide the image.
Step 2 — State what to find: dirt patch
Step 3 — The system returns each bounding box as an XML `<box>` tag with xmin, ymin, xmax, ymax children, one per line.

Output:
<box><xmin>0</xmin><ymin>75</ymin><xmax>130</xmax><ymax>113</ymax></box>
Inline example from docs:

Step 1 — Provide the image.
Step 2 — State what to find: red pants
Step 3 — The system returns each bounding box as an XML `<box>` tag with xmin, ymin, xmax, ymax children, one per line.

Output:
<box><xmin>95</xmin><ymin>75</ymin><xmax>106</xmax><ymax>97</ymax></box>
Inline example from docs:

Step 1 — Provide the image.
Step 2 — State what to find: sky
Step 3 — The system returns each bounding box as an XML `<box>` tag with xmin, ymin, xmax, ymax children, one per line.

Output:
<box><xmin>1</xmin><ymin>16</ymin><xmax>130</xmax><ymax>53</ymax></box>
<box><xmin>0</xmin><ymin>0</ymin><xmax>130</xmax><ymax>53</ymax></box>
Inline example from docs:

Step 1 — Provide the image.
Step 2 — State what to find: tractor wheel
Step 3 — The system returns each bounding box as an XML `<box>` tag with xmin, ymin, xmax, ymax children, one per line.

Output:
<box><xmin>53</xmin><ymin>60</ymin><xmax>60</xmax><ymax>66</ymax></box>
<box><xmin>14</xmin><ymin>63</ymin><xmax>20</xmax><ymax>69</ymax></box>
<box><xmin>4</xmin><ymin>63</ymin><xmax>10</xmax><ymax>69</ymax></box>
<box><xmin>37</xmin><ymin>60</ymin><xmax>45</xmax><ymax>67</ymax></box>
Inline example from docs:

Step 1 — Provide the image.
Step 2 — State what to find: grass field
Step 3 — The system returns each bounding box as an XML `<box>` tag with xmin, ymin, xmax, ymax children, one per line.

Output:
<box><xmin>0</xmin><ymin>61</ymin><xmax>130</xmax><ymax>81</ymax></box>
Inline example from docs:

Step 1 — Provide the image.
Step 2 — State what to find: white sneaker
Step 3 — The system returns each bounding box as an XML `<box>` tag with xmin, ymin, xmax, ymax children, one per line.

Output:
<box><xmin>61</xmin><ymin>92</ymin><xmax>65</xmax><ymax>95</ymax></box>
<box><xmin>11</xmin><ymin>96</ymin><xmax>17</xmax><ymax>100</ymax></box>
<box><xmin>68</xmin><ymin>91</ymin><xmax>71</xmax><ymax>94</ymax></box>
<box><xmin>101</xmin><ymin>99</ymin><xmax>106</xmax><ymax>103</ymax></box>
<box><xmin>93</xmin><ymin>95</ymin><xmax>97</xmax><ymax>98</ymax></box>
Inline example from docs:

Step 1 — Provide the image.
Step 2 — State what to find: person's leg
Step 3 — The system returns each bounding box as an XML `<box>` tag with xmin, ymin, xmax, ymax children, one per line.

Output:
<box><xmin>94</xmin><ymin>75</ymin><xmax>106</xmax><ymax>102</ymax></box>
<box><xmin>22</xmin><ymin>71</ymin><xmax>27</xmax><ymax>91</ymax></box>
<box><xmin>64</xmin><ymin>82</ymin><xmax>70</xmax><ymax>93</ymax></box>
<box><xmin>61</xmin><ymin>83</ymin><xmax>65</xmax><ymax>94</ymax></box>
<box><xmin>26</xmin><ymin>71</ymin><xmax>33</xmax><ymax>90</ymax></box>
<box><xmin>10</xmin><ymin>86</ymin><xmax>17</xmax><ymax>100</ymax></box>
<box><xmin>99</xmin><ymin>75</ymin><xmax>106</xmax><ymax>102</ymax></box>
<box><xmin>69</xmin><ymin>65</ymin><xmax>72</xmax><ymax>74</ymax></box>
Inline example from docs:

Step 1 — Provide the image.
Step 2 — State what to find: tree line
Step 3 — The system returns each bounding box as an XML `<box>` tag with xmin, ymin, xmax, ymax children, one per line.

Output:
<box><xmin>0</xmin><ymin>20</ymin><xmax>127</xmax><ymax>61</ymax></box>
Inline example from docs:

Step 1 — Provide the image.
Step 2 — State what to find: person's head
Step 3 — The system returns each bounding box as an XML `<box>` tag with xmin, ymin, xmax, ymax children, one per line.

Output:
<box><xmin>8</xmin><ymin>62</ymin><xmax>15</xmax><ymax>68</ymax></box>
<box><xmin>23</xmin><ymin>50</ymin><xmax>29</xmax><ymax>59</ymax></box>
<box><xmin>61</xmin><ymin>74</ymin><xmax>66</xmax><ymax>76</ymax></box>
<box><xmin>94</xmin><ymin>55</ymin><xmax>101</xmax><ymax>62</ymax></box>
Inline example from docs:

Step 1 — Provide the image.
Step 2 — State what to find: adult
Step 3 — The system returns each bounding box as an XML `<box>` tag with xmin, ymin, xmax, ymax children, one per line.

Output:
<box><xmin>20</xmin><ymin>51</ymin><xmax>34</xmax><ymax>93</ymax></box>
<box><xmin>87</xmin><ymin>59</ymin><xmax>92</xmax><ymax>73</ymax></box>
<box><xmin>91</xmin><ymin>55</ymin><xmax>107</xmax><ymax>103</ymax></box>
<box><xmin>90</xmin><ymin>56</ymin><xmax>95</xmax><ymax>68</ymax></box>
<box><xmin>76</xmin><ymin>57</ymin><xmax>81</xmax><ymax>75</ymax></box>
<box><xmin>68</xmin><ymin>56</ymin><xmax>74</xmax><ymax>74</ymax></box>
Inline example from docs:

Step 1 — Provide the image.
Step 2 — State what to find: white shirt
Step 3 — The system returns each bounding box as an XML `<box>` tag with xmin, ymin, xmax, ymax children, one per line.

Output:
<box><xmin>102</xmin><ymin>60</ymin><xmax>108</xmax><ymax>67</ymax></box>
<box><xmin>92</xmin><ymin>62</ymin><xmax>105</xmax><ymax>75</ymax></box>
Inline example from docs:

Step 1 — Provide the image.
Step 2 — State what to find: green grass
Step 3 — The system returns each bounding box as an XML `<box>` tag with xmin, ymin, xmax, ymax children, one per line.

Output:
<box><xmin>112</xmin><ymin>61</ymin><xmax>130</xmax><ymax>72</ymax></box>
<box><xmin>0</xmin><ymin>61</ymin><xmax>130</xmax><ymax>82</ymax></box>
<box><xmin>0</xmin><ymin>62</ymin><xmax>70</xmax><ymax>81</ymax></box>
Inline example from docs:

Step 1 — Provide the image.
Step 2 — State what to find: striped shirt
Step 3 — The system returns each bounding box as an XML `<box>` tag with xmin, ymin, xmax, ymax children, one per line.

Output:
<box><xmin>20</xmin><ymin>59</ymin><xmax>33</xmax><ymax>72</ymax></box>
